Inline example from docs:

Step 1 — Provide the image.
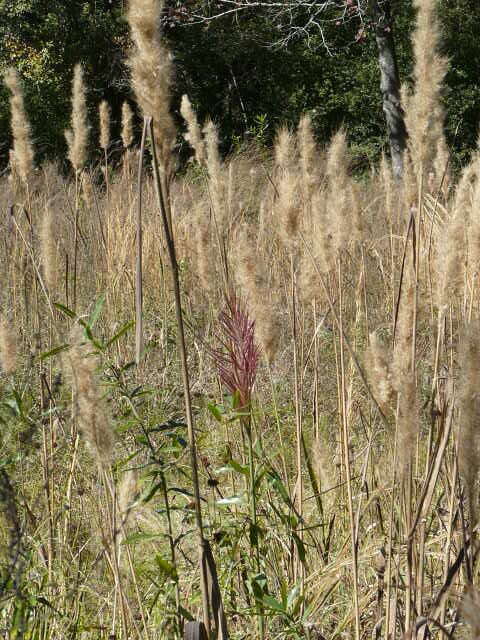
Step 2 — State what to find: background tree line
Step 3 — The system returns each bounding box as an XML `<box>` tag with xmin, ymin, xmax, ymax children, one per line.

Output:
<box><xmin>0</xmin><ymin>0</ymin><xmax>479</xmax><ymax>170</ymax></box>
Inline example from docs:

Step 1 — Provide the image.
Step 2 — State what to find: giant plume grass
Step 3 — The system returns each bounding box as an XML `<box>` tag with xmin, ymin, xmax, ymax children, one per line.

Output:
<box><xmin>65</xmin><ymin>64</ymin><xmax>89</xmax><ymax>309</ymax></box>
<box><xmin>4</xmin><ymin>68</ymin><xmax>35</xmax><ymax>187</ymax></box>
<box><xmin>127</xmin><ymin>0</ymin><xmax>226</xmax><ymax>624</ymax></box>
<box><xmin>3</xmin><ymin>0</ymin><xmax>480</xmax><ymax>637</ymax></box>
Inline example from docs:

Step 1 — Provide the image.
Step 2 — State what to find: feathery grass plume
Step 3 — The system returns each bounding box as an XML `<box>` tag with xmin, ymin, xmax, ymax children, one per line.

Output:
<box><xmin>255</xmin><ymin>306</ymin><xmax>281</xmax><ymax>366</ymax></box>
<box><xmin>274</xmin><ymin>126</ymin><xmax>301</xmax><ymax>250</ymax></box>
<box><xmin>458</xmin><ymin>322</ymin><xmax>480</xmax><ymax>527</ymax></box>
<box><xmin>236</xmin><ymin>228</ymin><xmax>280</xmax><ymax>364</ymax></box>
<box><xmin>4</xmin><ymin>68</ymin><xmax>35</xmax><ymax>184</ymax></box>
<box><xmin>195</xmin><ymin>208</ymin><xmax>217</xmax><ymax>292</ymax></box>
<box><xmin>118</xmin><ymin>469</ymin><xmax>138</xmax><ymax>529</ymax></box>
<box><xmin>297</xmin><ymin>253</ymin><xmax>316</xmax><ymax>303</ymax></box>
<box><xmin>65</xmin><ymin>64</ymin><xmax>90</xmax><ymax>172</ymax></box>
<box><xmin>275</xmin><ymin>126</ymin><xmax>296</xmax><ymax>172</ymax></box>
<box><xmin>467</xmin><ymin>175</ymin><xmax>480</xmax><ymax>281</ymax></box>
<box><xmin>311</xmin><ymin>186</ymin><xmax>334</xmax><ymax>274</ymax></box>
<box><xmin>431</xmin><ymin>120</ymin><xmax>451</xmax><ymax>196</ymax></box>
<box><xmin>405</xmin><ymin>0</ymin><xmax>448</xmax><ymax>179</ymax></box>
<box><xmin>81</xmin><ymin>172</ymin><xmax>95</xmax><ymax>210</ymax></box>
<box><xmin>121</xmin><ymin>101</ymin><xmax>134</xmax><ymax>149</ymax></box>
<box><xmin>127</xmin><ymin>0</ymin><xmax>176</xmax><ymax>169</ymax></box>
<box><xmin>0</xmin><ymin>318</ymin><xmax>17</xmax><ymax>375</ymax></box>
<box><xmin>366</xmin><ymin>332</ymin><xmax>394</xmax><ymax>412</ymax></box>
<box><xmin>8</xmin><ymin>149</ymin><xmax>19</xmax><ymax>188</ymax></box>
<box><xmin>276</xmin><ymin>168</ymin><xmax>301</xmax><ymax>250</ymax></box>
<box><xmin>349</xmin><ymin>181</ymin><xmax>364</xmax><ymax>244</ymax></box>
<box><xmin>325</xmin><ymin>129</ymin><xmax>351</xmax><ymax>255</ymax></box>
<box><xmin>181</xmin><ymin>94</ymin><xmax>206</xmax><ymax>166</ymax></box>
<box><xmin>298</xmin><ymin>114</ymin><xmax>317</xmax><ymax>202</ymax></box>
<box><xmin>65</xmin><ymin>325</ymin><xmax>114</xmax><ymax>468</ymax></box>
<box><xmin>402</xmin><ymin>152</ymin><xmax>418</xmax><ymax>212</ymax></box>
<box><xmin>436</xmin><ymin>165</ymin><xmax>471</xmax><ymax>307</ymax></box>
<box><xmin>203</xmin><ymin>119</ymin><xmax>226</xmax><ymax>230</ymax></box>
<box><xmin>99</xmin><ymin>100</ymin><xmax>111</xmax><ymax>152</ymax></box>
<box><xmin>40</xmin><ymin>201</ymin><xmax>58</xmax><ymax>293</ymax></box>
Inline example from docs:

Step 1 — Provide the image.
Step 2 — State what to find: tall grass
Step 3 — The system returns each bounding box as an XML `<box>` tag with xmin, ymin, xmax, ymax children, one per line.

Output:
<box><xmin>1</xmin><ymin>0</ymin><xmax>480</xmax><ymax>638</ymax></box>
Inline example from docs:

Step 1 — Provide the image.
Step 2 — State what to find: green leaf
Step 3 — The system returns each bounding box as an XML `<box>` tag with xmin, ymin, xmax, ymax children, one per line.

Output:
<box><xmin>123</xmin><ymin>532</ymin><xmax>161</xmax><ymax>545</ymax></box>
<box><xmin>228</xmin><ymin>459</ymin><xmax>249</xmax><ymax>476</ymax></box>
<box><xmin>249</xmin><ymin>522</ymin><xmax>261</xmax><ymax>546</ymax></box>
<box><xmin>155</xmin><ymin>555</ymin><xmax>178</xmax><ymax>581</ymax></box>
<box><xmin>81</xmin><ymin>323</ymin><xmax>104</xmax><ymax>350</ymax></box>
<box><xmin>40</xmin><ymin>344</ymin><xmax>69</xmax><ymax>361</ymax></box>
<box><xmin>207</xmin><ymin>403</ymin><xmax>223</xmax><ymax>422</ymax></box>
<box><xmin>287</xmin><ymin>585</ymin><xmax>300</xmax><ymax>612</ymax></box>
<box><xmin>142</xmin><ymin>482</ymin><xmax>163</xmax><ymax>503</ymax></box>
<box><xmin>105</xmin><ymin>321</ymin><xmax>134</xmax><ymax>347</ymax></box>
<box><xmin>53</xmin><ymin>302</ymin><xmax>76</xmax><ymax>319</ymax></box>
<box><xmin>178</xmin><ymin>606</ymin><xmax>194</xmax><ymax>622</ymax></box>
<box><xmin>267</xmin><ymin>470</ymin><xmax>293</xmax><ymax>508</ymax></box>
<box><xmin>89</xmin><ymin>293</ymin><xmax>106</xmax><ymax>328</ymax></box>
<box><xmin>250</xmin><ymin>573</ymin><xmax>267</xmax><ymax>600</ymax></box>
<box><xmin>261</xmin><ymin>594</ymin><xmax>286</xmax><ymax>614</ymax></box>
<box><xmin>292</xmin><ymin>532</ymin><xmax>306</xmax><ymax>564</ymax></box>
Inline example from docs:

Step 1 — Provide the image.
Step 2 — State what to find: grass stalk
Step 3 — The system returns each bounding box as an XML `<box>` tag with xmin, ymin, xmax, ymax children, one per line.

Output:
<box><xmin>148</xmin><ymin>118</ymin><xmax>212</xmax><ymax>637</ymax></box>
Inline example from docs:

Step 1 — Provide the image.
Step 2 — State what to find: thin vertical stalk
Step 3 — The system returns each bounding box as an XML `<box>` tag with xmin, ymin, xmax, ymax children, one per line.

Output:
<box><xmin>337</xmin><ymin>257</ymin><xmax>360</xmax><ymax>640</ymax></box>
<box><xmin>312</xmin><ymin>299</ymin><xmax>320</xmax><ymax>441</ymax></box>
<box><xmin>384</xmin><ymin>403</ymin><xmax>399</xmax><ymax>640</ymax></box>
<box><xmin>267</xmin><ymin>364</ymin><xmax>289</xmax><ymax>486</ymax></box>
<box><xmin>439</xmin><ymin>453</ymin><xmax>457</xmax><ymax>635</ymax></box>
<box><xmin>148</xmin><ymin>119</ymin><xmax>211</xmax><ymax>637</ymax></box>
<box><xmin>244</xmin><ymin>415</ymin><xmax>264</xmax><ymax>640</ymax></box>
<box><xmin>73</xmin><ymin>171</ymin><xmax>79</xmax><ymax>310</ymax></box>
<box><xmin>160</xmin><ymin>469</ymin><xmax>182</xmax><ymax>635</ymax></box>
<box><xmin>135</xmin><ymin>118</ymin><xmax>149</xmax><ymax>365</ymax></box>
<box><xmin>291</xmin><ymin>255</ymin><xmax>304</xmax><ymax>587</ymax></box>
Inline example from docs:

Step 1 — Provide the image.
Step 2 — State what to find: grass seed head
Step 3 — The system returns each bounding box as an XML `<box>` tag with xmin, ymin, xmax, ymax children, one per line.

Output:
<box><xmin>40</xmin><ymin>202</ymin><xmax>58</xmax><ymax>293</ymax></box>
<box><xmin>66</xmin><ymin>64</ymin><xmax>90</xmax><ymax>172</ymax></box>
<box><xmin>181</xmin><ymin>94</ymin><xmax>206</xmax><ymax>166</ymax></box>
<box><xmin>127</xmin><ymin>0</ymin><xmax>176</xmax><ymax>168</ymax></box>
<box><xmin>121</xmin><ymin>101</ymin><xmax>135</xmax><ymax>149</ymax></box>
<box><xmin>65</xmin><ymin>325</ymin><xmax>114</xmax><ymax>469</ymax></box>
<box><xmin>99</xmin><ymin>100</ymin><xmax>111</xmax><ymax>152</ymax></box>
<box><xmin>4</xmin><ymin>68</ymin><xmax>35</xmax><ymax>185</ymax></box>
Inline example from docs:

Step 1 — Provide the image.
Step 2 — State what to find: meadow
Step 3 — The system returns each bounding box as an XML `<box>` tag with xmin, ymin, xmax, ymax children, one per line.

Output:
<box><xmin>1</xmin><ymin>0</ymin><xmax>480</xmax><ymax>638</ymax></box>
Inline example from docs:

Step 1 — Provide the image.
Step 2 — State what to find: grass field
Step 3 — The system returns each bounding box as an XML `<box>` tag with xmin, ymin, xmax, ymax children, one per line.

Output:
<box><xmin>1</xmin><ymin>0</ymin><xmax>480</xmax><ymax>638</ymax></box>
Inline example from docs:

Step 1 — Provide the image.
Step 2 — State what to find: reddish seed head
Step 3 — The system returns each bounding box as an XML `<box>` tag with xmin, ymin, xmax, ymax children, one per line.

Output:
<box><xmin>211</xmin><ymin>294</ymin><xmax>260</xmax><ymax>409</ymax></box>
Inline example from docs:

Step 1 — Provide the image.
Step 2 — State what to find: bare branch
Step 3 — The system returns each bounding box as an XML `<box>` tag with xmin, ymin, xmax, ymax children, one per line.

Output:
<box><xmin>188</xmin><ymin>0</ymin><xmax>370</xmax><ymax>52</ymax></box>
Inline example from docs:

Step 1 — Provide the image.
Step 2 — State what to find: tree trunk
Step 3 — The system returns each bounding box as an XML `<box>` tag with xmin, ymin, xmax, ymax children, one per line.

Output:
<box><xmin>371</xmin><ymin>0</ymin><xmax>407</xmax><ymax>179</ymax></box>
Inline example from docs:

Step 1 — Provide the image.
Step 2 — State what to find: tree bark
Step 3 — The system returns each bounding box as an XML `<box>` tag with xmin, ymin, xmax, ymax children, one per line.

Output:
<box><xmin>371</xmin><ymin>0</ymin><xmax>407</xmax><ymax>179</ymax></box>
